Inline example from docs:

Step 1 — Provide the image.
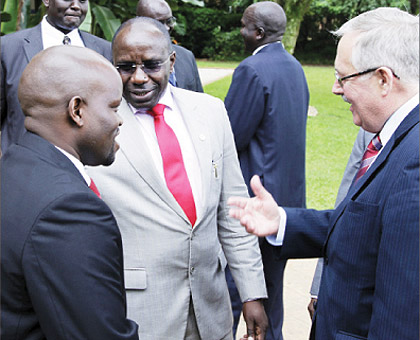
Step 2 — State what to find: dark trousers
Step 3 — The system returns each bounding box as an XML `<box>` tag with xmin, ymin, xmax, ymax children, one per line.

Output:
<box><xmin>226</xmin><ymin>239</ymin><xmax>286</xmax><ymax>340</ymax></box>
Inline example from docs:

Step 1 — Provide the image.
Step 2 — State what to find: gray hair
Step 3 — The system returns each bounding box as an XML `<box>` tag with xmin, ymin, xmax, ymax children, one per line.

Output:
<box><xmin>332</xmin><ymin>7</ymin><xmax>419</xmax><ymax>84</ymax></box>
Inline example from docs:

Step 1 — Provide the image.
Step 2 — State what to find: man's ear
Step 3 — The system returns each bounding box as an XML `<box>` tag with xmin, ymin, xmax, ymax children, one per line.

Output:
<box><xmin>68</xmin><ymin>96</ymin><xmax>85</xmax><ymax>127</ymax></box>
<box><xmin>376</xmin><ymin>67</ymin><xmax>395</xmax><ymax>96</ymax></box>
<box><xmin>169</xmin><ymin>51</ymin><xmax>176</xmax><ymax>74</ymax></box>
<box><xmin>42</xmin><ymin>0</ymin><xmax>49</xmax><ymax>8</ymax></box>
<box><xmin>256</xmin><ymin>27</ymin><xmax>265</xmax><ymax>41</ymax></box>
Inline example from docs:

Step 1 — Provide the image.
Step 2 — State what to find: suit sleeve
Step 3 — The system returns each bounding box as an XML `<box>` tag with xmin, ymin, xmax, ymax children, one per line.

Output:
<box><xmin>369</xmin><ymin>153</ymin><xmax>419</xmax><ymax>338</ymax></box>
<box><xmin>215</xmin><ymin>99</ymin><xmax>267</xmax><ymax>301</ymax></box>
<box><xmin>1</xmin><ymin>37</ymin><xmax>7</xmax><ymax>127</ymax></box>
<box><xmin>23</xmin><ymin>192</ymin><xmax>139</xmax><ymax>339</ymax></box>
<box><xmin>189</xmin><ymin>50</ymin><xmax>203</xmax><ymax>93</ymax></box>
<box><xmin>224</xmin><ymin>64</ymin><xmax>265</xmax><ymax>152</ymax></box>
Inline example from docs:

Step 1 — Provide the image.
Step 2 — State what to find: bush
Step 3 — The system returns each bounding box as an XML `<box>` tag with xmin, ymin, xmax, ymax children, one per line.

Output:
<box><xmin>173</xmin><ymin>5</ymin><xmax>244</xmax><ymax>59</ymax></box>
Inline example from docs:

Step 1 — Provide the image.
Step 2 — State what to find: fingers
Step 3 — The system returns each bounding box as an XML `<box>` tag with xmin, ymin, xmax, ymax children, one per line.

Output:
<box><xmin>227</xmin><ymin>196</ymin><xmax>249</xmax><ymax>209</ymax></box>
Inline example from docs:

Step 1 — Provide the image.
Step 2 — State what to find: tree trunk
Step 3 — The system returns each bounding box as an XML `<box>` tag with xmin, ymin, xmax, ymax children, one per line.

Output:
<box><xmin>275</xmin><ymin>0</ymin><xmax>313</xmax><ymax>54</ymax></box>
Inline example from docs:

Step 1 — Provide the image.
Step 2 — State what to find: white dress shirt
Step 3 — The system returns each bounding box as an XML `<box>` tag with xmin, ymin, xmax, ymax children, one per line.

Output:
<box><xmin>56</xmin><ymin>146</ymin><xmax>91</xmax><ymax>186</ymax></box>
<box><xmin>131</xmin><ymin>86</ymin><xmax>203</xmax><ymax>221</ymax></box>
<box><xmin>269</xmin><ymin>93</ymin><xmax>419</xmax><ymax>246</ymax></box>
<box><xmin>41</xmin><ymin>15</ymin><xmax>85</xmax><ymax>49</ymax></box>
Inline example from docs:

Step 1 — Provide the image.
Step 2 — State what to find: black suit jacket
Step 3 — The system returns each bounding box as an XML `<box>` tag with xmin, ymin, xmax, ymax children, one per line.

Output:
<box><xmin>1</xmin><ymin>132</ymin><xmax>138</xmax><ymax>339</ymax></box>
<box><xmin>0</xmin><ymin>23</ymin><xmax>112</xmax><ymax>152</ymax></box>
<box><xmin>172</xmin><ymin>44</ymin><xmax>203</xmax><ymax>92</ymax></box>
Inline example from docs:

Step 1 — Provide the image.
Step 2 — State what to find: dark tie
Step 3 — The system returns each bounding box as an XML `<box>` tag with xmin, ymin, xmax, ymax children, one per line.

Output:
<box><xmin>146</xmin><ymin>103</ymin><xmax>196</xmax><ymax>226</ymax></box>
<box><xmin>354</xmin><ymin>134</ymin><xmax>382</xmax><ymax>184</ymax></box>
<box><xmin>89</xmin><ymin>179</ymin><xmax>101</xmax><ymax>198</ymax></box>
<box><xmin>63</xmin><ymin>35</ymin><xmax>71</xmax><ymax>45</ymax></box>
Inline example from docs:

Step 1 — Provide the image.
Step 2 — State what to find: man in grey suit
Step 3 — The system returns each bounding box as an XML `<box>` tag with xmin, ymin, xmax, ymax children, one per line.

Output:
<box><xmin>136</xmin><ymin>0</ymin><xmax>203</xmax><ymax>92</ymax></box>
<box><xmin>307</xmin><ymin>127</ymin><xmax>374</xmax><ymax>318</ymax></box>
<box><xmin>87</xmin><ymin>17</ymin><xmax>268</xmax><ymax>340</ymax></box>
<box><xmin>1</xmin><ymin>0</ymin><xmax>112</xmax><ymax>153</ymax></box>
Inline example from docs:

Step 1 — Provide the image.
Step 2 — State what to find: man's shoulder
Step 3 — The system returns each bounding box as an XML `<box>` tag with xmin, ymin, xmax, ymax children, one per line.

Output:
<box><xmin>172</xmin><ymin>44</ymin><xmax>194</xmax><ymax>58</ymax></box>
<box><xmin>1</xmin><ymin>25</ymin><xmax>40</xmax><ymax>44</ymax></box>
<box><xmin>79</xmin><ymin>30</ymin><xmax>110</xmax><ymax>46</ymax></box>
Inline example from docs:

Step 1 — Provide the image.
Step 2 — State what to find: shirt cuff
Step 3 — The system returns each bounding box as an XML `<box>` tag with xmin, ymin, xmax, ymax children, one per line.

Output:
<box><xmin>265</xmin><ymin>206</ymin><xmax>286</xmax><ymax>246</ymax></box>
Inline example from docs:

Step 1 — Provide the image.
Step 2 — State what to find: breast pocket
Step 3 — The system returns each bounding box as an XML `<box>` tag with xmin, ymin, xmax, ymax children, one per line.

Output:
<box><xmin>124</xmin><ymin>268</ymin><xmax>147</xmax><ymax>290</ymax></box>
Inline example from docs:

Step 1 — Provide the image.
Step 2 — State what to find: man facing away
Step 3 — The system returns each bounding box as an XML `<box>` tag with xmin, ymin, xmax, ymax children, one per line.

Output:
<box><xmin>228</xmin><ymin>7</ymin><xmax>419</xmax><ymax>340</ymax></box>
<box><xmin>1</xmin><ymin>0</ymin><xmax>112</xmax><ymax>153</ymax></box>
<box><xmin>87</xmin><ymin>17</ymin><xmax>268</xmax><ymax>340</ymax></box>
<box><xmin>136</xmin><ymin>0</ymin><xmax>203</xmax><ymax>92</ymax></box>
<box><xmin>1</xmin><ymin>46</ymin><xmax>138</xmax><ymax>339</ymax></box>
<box><xmin>224</xmin><ymin>2</ymin><xmax>309</xmax><ymax>339</ymax></box>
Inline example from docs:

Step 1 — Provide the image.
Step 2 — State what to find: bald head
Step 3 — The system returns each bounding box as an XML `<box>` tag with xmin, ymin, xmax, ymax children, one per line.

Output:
<box><xmin>19</xmin><ymin>45</ymin><xmax>123</xmax><ymax>165</ymax></box>
<box><xmin>136</xmin><ymin>0</ymin><xmax>174</xmax><ymax>33</ymax></box>
<box><xmin>245</xmin><ymin>1</ymin><xmax>286</xmax><ymax>42</ymax></box>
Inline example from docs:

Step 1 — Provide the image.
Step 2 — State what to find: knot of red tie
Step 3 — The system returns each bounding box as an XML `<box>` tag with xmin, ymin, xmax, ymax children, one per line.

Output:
<box><xmin>147</xmin><ymin>103</ymin><xmax>166</xmax><ymax>118</ymax></box>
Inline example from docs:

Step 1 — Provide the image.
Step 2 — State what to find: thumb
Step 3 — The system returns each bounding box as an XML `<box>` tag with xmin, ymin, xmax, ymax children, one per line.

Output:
<box><xmin>250</xmin><ymin>175</ymin><xmax>269</xmax><ymax>199</ymax></box>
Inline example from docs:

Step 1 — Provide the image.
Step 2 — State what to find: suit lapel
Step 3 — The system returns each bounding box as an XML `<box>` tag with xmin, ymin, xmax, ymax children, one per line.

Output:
<box><xmin>171</xmin><ymin>87</ymin><xmax>213</xmax><ymax>222</ymax></box>
<box><xmin>324</xmin><ymin>106</ymin><xmax>419</xmax><ymax>249</ymax></box>
<box><xmin>117</xmin><ymin>98</ymin><xmax>189</xmax><ymax>222</ymax></box>
<box><xmin>22</xmin><ymin>25</ymin><xmax>43</xmax><ymax>63</ymax></box>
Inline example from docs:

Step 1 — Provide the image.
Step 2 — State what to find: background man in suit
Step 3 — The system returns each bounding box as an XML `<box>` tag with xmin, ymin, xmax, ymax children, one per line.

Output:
<box><xmin>307</xmin><ymin>128</ymin><xmax>374</xmax><ymax>319</ymax></box>
<box><xmin>228</xmin><ymin>7</ymin><xmax>419</xmax><ymax>340</ymax></box>
<box><xmin>1</xmin><ymin>0</ymin><xmax>112</xmax><ymax>153</ymax></box>
<box><xmin>136</xmin><ymin>0</ymin><xmax>203</xmax><ymax>92</ymax></box>
<box><xmin>224</xmin><ymin>2</ymin><xmax>309</xmax><ymax>339</ymax></box>
<box><xmin>1</xmin><ymin>46</ymin><xmax>138</xmax><ymax>339</ymax></box>
<box><xmin>87</xmin><ymin>17</ymin><xmax>268</xmax><ymax>340</ymax></box>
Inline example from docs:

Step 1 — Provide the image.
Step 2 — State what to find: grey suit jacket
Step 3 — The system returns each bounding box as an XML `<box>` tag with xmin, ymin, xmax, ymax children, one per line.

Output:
<box><xmin>173</xmin><ymin>44</ymin><xmax>203</xmax><ymax>92</ymax></box>
<box><xmin>310</xmin><ymin>128</ymin><xmax>375</xmax><ymax>296</ymax></box>
<box><xmin>87</xmin><ymin>86</ymin><xmax>267</xmax><ymax>340</ymax></box>
<box><xmin>0</xmin><ymin>23</ymin><xmax>112</xmax><ymax>152</ymax></box>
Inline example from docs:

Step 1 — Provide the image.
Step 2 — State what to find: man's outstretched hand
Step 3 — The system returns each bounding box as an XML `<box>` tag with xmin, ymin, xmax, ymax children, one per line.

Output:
<box><xmin>228</xmin><ymin>175</ymin><xmax>280</xmax><ymax>237</ymax></box>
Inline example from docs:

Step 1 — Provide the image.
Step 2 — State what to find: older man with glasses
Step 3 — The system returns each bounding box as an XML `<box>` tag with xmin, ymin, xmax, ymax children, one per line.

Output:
<box><xmin>228</xmin><ymin>7</ymin><xmax>419</xmax><ymax>340</ymax></box>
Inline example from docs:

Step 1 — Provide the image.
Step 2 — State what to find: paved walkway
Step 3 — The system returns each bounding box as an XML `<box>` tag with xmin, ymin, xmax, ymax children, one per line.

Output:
<box><xmin>198</xmin><ymin>68</ymin><xmax>318</xmax><ymax>340</ymax></box>
<box><xmin>198</xmin><ymin>68</ymin><xmax>234</xmax><ymax>85</ymax></box>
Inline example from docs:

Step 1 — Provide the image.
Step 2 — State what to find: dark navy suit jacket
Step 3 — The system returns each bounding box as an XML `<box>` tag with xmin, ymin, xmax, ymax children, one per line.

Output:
<box><xmin>0</xmin><ymin>24</ymin><xmax>112</xmax><ymax>152</ymax></box>
<box><xmin>1</xmin><ymin>132</ymin><xmax>138</xmax><ymax>339</ymax></box>
<box><xmin>172</xmin><ymin>44</ymin><xmax>203</xmax><ymax>92</ymax></box>
<box><xmin>225</xmin><ymin>42</ymin><xmax>309</xmax><ymax>340</ymax></box>
<box><xmin>281</xmin><ymin>106</ymin><xmax>419</xmax><ymax>339</ymax></box>
<box><xmin>225</xmin><ymin>42</ymin><xmax>308</xmax><ymax>208</ymax></box>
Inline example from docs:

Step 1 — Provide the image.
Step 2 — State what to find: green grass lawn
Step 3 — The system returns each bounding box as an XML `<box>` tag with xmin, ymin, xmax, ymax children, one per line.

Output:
<box><xmin>203</xmin><ymin>65</ymin><xmax>359</xmax><ymax>210</ymax></box>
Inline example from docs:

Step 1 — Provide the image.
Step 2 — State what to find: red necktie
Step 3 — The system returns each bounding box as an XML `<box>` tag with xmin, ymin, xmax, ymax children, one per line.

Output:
<box><xmin>89</xmin><ymin>178</ymin><xmax>102</xmax><ymax>198</ymax></box>
<box><xmin>354</xmin><ymin>134</ymin><xmax>382</xmax><ymax>184</ymax></box>
<box><xmin>147</xmin><ymin>104</ymin><xmax>197</xmax><ymax>226</ymax></box>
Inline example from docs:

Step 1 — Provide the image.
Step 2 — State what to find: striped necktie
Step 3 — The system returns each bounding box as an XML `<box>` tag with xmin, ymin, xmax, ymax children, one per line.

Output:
<box><xmin>146</xmin><ymin>104</ymin><xmax>196</xmax><ymax>226</ymax></box>
<box><xmin>354</xmin><ymin>134</ymin><xmax>382</xmax><ymax>184</ymax></box>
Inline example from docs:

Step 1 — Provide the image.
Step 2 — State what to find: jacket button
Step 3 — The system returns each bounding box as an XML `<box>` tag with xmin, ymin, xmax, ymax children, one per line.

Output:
<box><xmin>190</xmin><ymin>267</ymin><xmax>195</xmax><ymax>274</ymax></box>
<box><xmin>324</xmin><ymin>257</ymin><xmax>329</xmax><ymax>265</ymax></box>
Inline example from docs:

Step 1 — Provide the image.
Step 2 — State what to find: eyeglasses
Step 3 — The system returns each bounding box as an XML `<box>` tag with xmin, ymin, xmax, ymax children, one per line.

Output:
<box><xmin>115</xmin><ymin>53</ymin><xmax>173</xmax><ymax>76</ymax></box>
<box><xmin>159</xmin><ymin>16</ymin><xmax>176</xmax><ymax>28</ymax></box>
<box><xmin>335</xmin><ymin>67</ymin><xmax>400</xmax><ymax>87</ymax></box>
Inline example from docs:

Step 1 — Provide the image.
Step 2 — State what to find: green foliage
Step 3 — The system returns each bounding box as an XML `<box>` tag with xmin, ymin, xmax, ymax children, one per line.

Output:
<box><xmin>294</xmin><ymin>0</ymin><xmax>416</xmax><ymax>65</ymax></box>
<box><xmin>174</xmin><ymin>5</ymin><xmax>243</xmax><ymax>58</ymax></box>
<box><xmin>91</xmin><ymin>4</ymin><xmax>121</xmax><ymax>41</ymax></box>
<box><xmin>1</xmin><ymin>0</ymin><xmax>18</xmax><ymax>34</ymax></box>
<box><xmin>202</xmin><ymin>27</ymin><xmax>246</xmax><ymax>60</ymax></box>
<box><xmin>203</xmin><ymin>66</ymin><xmax>359</xmax><ymax>209</ymax></box>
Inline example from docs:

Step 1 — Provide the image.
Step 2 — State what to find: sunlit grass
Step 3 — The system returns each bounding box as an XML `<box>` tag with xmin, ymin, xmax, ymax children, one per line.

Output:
<box><xmin>203</xmin><ymin>65</ymin><xmax>359</xmax><ymax>210</ymax></box>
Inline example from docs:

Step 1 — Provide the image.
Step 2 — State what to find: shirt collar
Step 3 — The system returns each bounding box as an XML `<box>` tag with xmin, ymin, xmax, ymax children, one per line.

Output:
<box><xmin>253</xmin><ymin>41</ymin><xmax>283</xmax><ymax>55</ymax></box>
<box><xmin>55</xmin><ymin>146</ymin><xmax>91</xmax><ymax>185</ymax></box>
<box><xmin>41</xmin><ymin>15</ymin><xmax>81</xmax><ymax>45</ymax></box>
<box><xmin>379</xmin><ymin>93</ymin><xmax>419</xmax><ymax>147</ymax></box>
